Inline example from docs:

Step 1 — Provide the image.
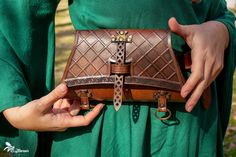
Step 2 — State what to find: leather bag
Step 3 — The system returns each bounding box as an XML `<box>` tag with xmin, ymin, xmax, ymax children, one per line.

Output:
<box><xmin>62</xmin><ymin>29</ymin><xmax>187</xmax><ymax>114</ymax></box>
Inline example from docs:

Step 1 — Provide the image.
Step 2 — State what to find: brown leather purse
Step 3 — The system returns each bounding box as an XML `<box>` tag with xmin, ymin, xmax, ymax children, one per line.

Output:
<box><xmin>62</xmin><ymin>29</ymin><xmax>190</xmax><ymax>117</ymax></box>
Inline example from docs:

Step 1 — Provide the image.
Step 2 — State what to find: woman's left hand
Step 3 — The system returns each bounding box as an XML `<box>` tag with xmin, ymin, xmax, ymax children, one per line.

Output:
<box><xmin>168</xmin><ymin>17</ymin><xmax>229</xmax><ymax>112</ymax></box>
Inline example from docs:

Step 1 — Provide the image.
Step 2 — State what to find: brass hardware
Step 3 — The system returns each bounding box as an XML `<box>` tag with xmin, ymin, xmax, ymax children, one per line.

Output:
<box><xmin>111</xmin><ymin>31</ymin><xmax>132</xmax><ymax>43</ymax></box>
<box><xmin>77</xmin><ymin>89</ymin><xmax>92</xmax><ymax>98</ymax></box>
<box><xmin>154</xmin><ymin>109</ymin><xmax>172</xmax><ymax>120</ymax></box>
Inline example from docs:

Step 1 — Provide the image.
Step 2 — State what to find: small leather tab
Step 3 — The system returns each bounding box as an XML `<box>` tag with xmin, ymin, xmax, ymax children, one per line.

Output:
<box><xmin>78</xmin><ymin>90</ymin><xmax>90</xmax><ymax>110</ymax></box>
<box><xmin>80</xmin><ymin>97</ymin><xmax>90</xmax><ymax>110</ymax></box>
<box><xmin>184</xmin><ymin>53</ymin><xmax>192</xmax><ymax>70</ymax></box>
<box><xmin>111</xmin><ymin>64</ymin><xmax>131</xmax><ymax>75</ymax></box>
<box><xmin>202</xmin><ymin>86</ymin><xmax>212</xmax><ymax>109</ymax></box>
<box><xmin>175</xmin><ymin>52</ymin><xmax>192</xmax><ymax>70</ymax></box>
<box><xmin>154</xmin><ymin>91</ymin><xmax>170</xmax><ymax>112</ymax></box>
<box><xmin>158</xmin><ymin>96</ymin><xmax>167</xmax><ymax>112</ymax></box>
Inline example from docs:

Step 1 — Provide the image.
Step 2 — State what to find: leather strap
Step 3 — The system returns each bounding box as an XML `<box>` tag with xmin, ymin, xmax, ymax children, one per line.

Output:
<box><xmin>111</xmin><ymin>64</ymin><xmax>131</xmax><ymax>75</ymax></box>
<box><xmin>111</xmin><ymin>31</ymin><xmax>132</xmax><ymax>111</ymax></box>
<box><xmin>175</xmin><ymin>52</ymin><xmax>192</xmax><ymax>70</ymax></box>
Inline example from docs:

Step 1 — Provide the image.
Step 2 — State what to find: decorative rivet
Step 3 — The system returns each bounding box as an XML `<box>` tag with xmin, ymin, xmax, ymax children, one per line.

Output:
<box><xmin>127</xmin><ymin>35</ymin><xmax>132</xmax><ymax>42</ymax></box>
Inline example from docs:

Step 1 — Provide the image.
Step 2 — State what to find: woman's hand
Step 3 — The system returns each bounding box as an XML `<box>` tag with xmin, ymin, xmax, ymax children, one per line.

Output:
<box><xmin>168</xmin><ymin>17</ymin><xmax>229</xmax><ymax>112</ymax></box>
<box><xmin>3</xmin><ymin>84</ymin><xmax>104</xmax><ymax>131</ymax></box>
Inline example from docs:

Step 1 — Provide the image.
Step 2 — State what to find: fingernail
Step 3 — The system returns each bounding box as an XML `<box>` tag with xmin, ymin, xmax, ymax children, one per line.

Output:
<box><xmin>98</xmin><ymin>103</ymin><xmax>105</xmax><ymax>109</ymax></box>
<box><xmin>181</xmin><ymin>90</ymin><xmax>189</xmax><ymax>98</ymax></box>
<box><xmin>70</xmin><ymin>109</ymin><xmax>80</xmax><ymax>116</ymax></box>
<box><xmin>58</xmin><ymin>84</ymin><xmax>67</xmax><ymax>93</ymax></box>
<box><xmin>186</xmin><ymin>103</ymin><xmax>193</xmax><ymax>112</ymax></box>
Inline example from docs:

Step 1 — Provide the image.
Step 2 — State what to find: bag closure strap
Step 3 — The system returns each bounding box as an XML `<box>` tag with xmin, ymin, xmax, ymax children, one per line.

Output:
<box><xmin>111</xmin><ymin>31</ymin><xmax>132</xmax><ymax>111</ymax></box>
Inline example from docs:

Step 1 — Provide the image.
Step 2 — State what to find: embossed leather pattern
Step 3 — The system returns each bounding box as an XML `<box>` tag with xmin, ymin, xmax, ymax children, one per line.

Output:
<box><xmin>62</xmin><ymin>29</ymin><xmax>185</xmax><ymax>104</ymax></box>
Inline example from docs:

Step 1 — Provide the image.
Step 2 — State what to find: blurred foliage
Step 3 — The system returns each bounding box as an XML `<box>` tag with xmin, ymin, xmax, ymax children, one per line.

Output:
<box><xmin>224</xmin><ymin>73</ymin><xmax>236</xmax><ymax>157</ymax></box>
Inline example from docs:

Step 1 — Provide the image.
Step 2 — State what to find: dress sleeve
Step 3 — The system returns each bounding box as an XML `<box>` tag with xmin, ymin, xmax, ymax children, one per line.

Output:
<box><xmin>0</xmin><ymin>0</ymin><xmax>59</xmax><ymax>112</ymax></box>
<box><xmin>208</xmin><ymin>0</ymin><xmax>236</xmax><ymax>137</ymax></box>
<box><xmin>0</xmin><ymin>31</ymin><xmax>32</xmax><ymax>112</ymax></box>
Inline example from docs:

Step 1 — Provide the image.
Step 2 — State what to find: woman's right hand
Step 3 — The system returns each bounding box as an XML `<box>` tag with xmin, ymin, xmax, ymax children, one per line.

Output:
<box><xmin>3</xmin><ymin>84</ymin><xmax>104</xmax><ymax>131</ymax></box>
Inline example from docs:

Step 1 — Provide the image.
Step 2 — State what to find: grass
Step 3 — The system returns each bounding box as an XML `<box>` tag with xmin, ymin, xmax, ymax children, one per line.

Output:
<box><xmin>55</xmin><ymin>0</ymin><xmax>74</xmax><ymax>85</ymax></box>
<box><xmin>233</xmin><ymin>73</ymin><xmax>236</xmax><ymax>106</ymax></box>
<box><xmin>54</xmin><ymin>0</ymin><xmax>236</xmax><ymax>156</ymax></box>
<box><xmin>224</xmin><ymin>73</ymin><xmax>236</xmax><ymax>157</ymax></box>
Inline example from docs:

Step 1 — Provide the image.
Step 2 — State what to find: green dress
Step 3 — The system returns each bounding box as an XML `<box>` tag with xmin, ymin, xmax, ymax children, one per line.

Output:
<box><xmin>0</xmin><ymin>0</ymin><xmax>235</xmax><ymax>157</ymax></box>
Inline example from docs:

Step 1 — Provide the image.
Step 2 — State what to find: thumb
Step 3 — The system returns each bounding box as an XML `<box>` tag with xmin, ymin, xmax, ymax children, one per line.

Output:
<box><xmin>168</xmin><ymin>17</ymin><xmax>190</xmax><ymax>40</ymax></box>
<box><xmin>38</xmin><ymin>83</ymin><xmax>68</xmax><ymax>110</ymax></box>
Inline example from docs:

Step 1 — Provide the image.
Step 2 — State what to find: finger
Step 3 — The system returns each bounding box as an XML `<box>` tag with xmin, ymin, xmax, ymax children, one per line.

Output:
<box><xmin>68</xmin><ymin>103</ymin><xmax>104</xmax><ymax>127</ymax></box>
<box><xmin>181</xmin><ymin>49</ymin><xmax>205</xmax><ymax>98</ymax></box>
<box><xmin>61</xmin><ymin>99</ymin><xmax>71</xmax><ymax>109</ymax></box>
<box><xmin>185</xmin><ymin>59</ymin><xmax>212</xmax><ymax>112</ymax></box>
<box><xmin>168</xmin><ymin>17</ymin><xmax>191</xmax><ymax>40</ymax></box>
<box><xmin>52</xmin><ymin>99</ymin><xmax>71</xmax><ymax>114</ymax></box>
<box><xmin>207</xmin><ymin>57</ymin><xmax>224</xmax><ymax>87</ymax></box>
<box><xmin>38</xmin><ymin>84</ymin><xmax>68</xmax><ymax>111</ymax></box>
<box><xmin>53</xmin><ymin>99</ymin><xmax>63</xmax><ymax>109</ymax></box>
<box><xmin>205</xmin><ymin>59</ymin><xmax>216</xmax><ymax>87</ymax></box>
<box><xmin>52</xmin><ymin>99</ymin><xmax>63</xmax><ymax>114</ymax></box>
<box><xmin>69</xmin><ymin>100</ymin><xmax>81</xmax><ymax>116</ymax></box>
<box><xmin>185</xmin><ymin>80</ymin><xmax>206</xmax><ymax>112</ymax></box>
<box><xmin>56</xmin><ymin>128</ymin><xmax>68</xmax><ymax>132</ymax></box>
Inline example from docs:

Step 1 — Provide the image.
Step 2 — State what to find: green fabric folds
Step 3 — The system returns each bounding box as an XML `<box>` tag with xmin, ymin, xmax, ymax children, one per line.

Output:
<box><xmin>0</xmin><ymin>0</ymin><xmax>58</xmax><ymax>156</ymax></box>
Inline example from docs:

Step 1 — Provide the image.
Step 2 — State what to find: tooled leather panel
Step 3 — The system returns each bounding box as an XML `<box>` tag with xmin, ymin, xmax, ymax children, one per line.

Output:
<box><xmin>63</xmin><ymin>29</ymin><xmax>185</xmax><ymax>91</ymax></box>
